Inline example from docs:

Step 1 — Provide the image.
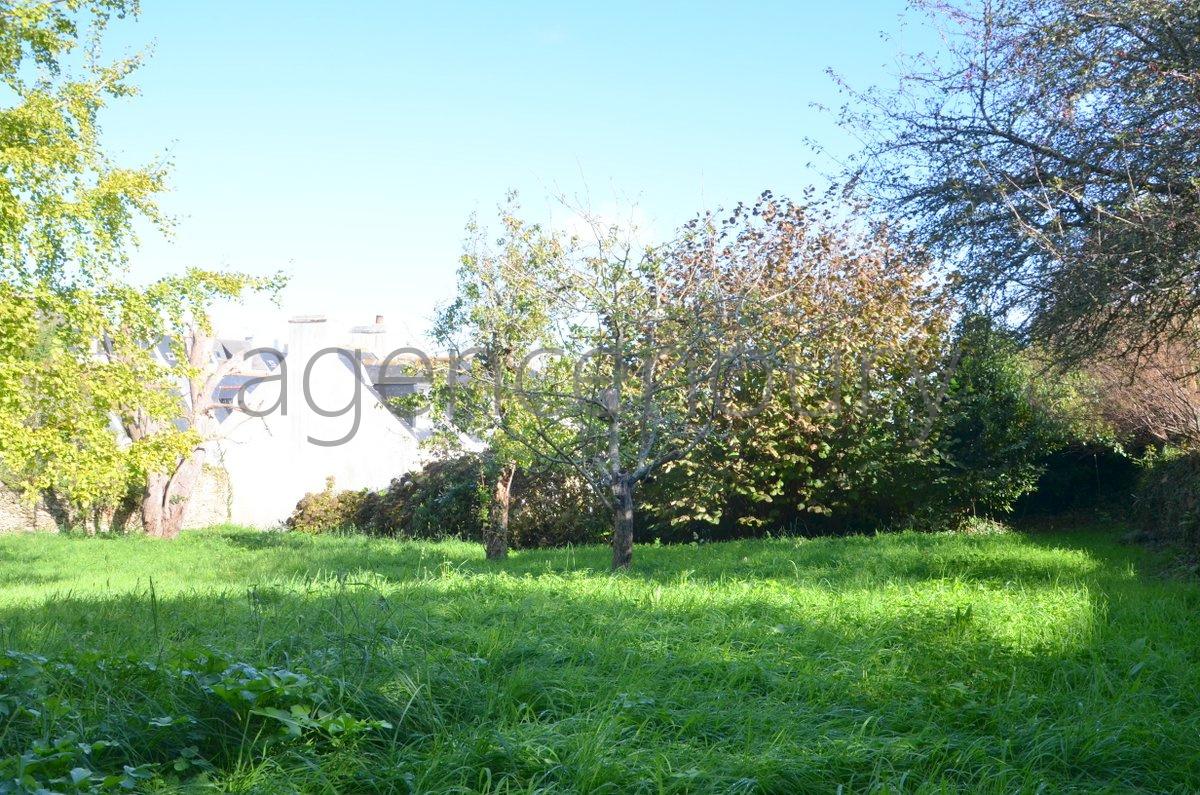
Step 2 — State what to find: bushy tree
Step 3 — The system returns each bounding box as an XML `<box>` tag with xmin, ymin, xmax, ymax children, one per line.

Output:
<box><xmin>0</xmin><ymin>1</ymin><xmax>168</xmax><ymax>524</ymax></box>
<box><xmin>644</xmin><ymin>193</ymin><xmax>952</xmax><ymax>533</ymax></box>
<box><xmin>0</xmin><ymin>3</ymin><xmax>284</xmax><ymax>534</ymax></box>
<box><xmin>102</xmin><ymin>268</ymin><xmax>283</xmax><ymax>538</ymax></box>
<box><xmin>837</xmin><ymin>0</ymin><xmax>1200</xmax><ymax>363</ymax></box>
<box><xmin>901</xmin><ymin>317</ymin><xmax>1101</xmax><ymax>519</ymax></box>
<box><xmin>0</xmin><ymin>284</ymin><xmax>185</xmax><ymax>525</ymax></box>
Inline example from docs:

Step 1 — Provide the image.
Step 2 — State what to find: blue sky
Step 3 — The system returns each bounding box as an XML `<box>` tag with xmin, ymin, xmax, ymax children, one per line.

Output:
<box><xmin>101</xmin><ymin>1</ymin><xmax>936</xmax><ymax>345</ymax></box>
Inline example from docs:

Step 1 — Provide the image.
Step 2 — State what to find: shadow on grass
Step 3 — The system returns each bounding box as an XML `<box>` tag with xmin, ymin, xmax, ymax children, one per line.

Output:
<box><xmin>208</xmin><ymin>525</ymin><xmax>1113</xmax><ymax>591</ymax></box>
<box><xmin>2</xmin><ymin>527</ymin><xmax>1198</xmax><ymax>790</ymax></box>
<box><xmin>1</xmin><ymin>552</ymin><xmax>1196</xmax><ymax>792</ymax></box>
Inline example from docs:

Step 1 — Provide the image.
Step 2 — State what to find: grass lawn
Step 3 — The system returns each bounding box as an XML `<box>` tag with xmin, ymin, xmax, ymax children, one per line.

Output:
<box><xmin>0</xmin><ymin>525</ymin><xmax>1197</xmax><ymax>793</ymax></box>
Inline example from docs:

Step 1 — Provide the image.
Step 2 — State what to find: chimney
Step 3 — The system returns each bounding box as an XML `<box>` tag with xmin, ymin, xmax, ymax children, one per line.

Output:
<box><xmin>287</xmin><ymin>316</ymin><xmax>328</xmax><ymax>448</ymax></box>
<box><xmin>375</xmin><ymin>314</ymin><xmax>385</xmax><ymax>325</ymax></box>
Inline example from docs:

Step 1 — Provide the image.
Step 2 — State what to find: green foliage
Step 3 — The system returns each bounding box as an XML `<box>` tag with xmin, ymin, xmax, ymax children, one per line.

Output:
<box><xmin>0</xmin><ymin>3</ymin><xmax>284</xmax><ymax>532</ymax></box>
<box><xmin>911</xmin><ymin>319</ymin><xmax>1103</xmax><ymax>519</ymax></box>
<box><xmin>508</xmin><ymin>466</ymin><xmax>608</xmax><ymax>548</ymax></box>
<box><xmin>1133</xmin><ymin>447</ymin><xmax>1200</xmax><ymax>552</ymax></box>
<box><xmin>0</xmin><ymin>646</ymin><xmax>392</xmax><ymax>793</ymax></box>
<box><xmin>0</xmin><ymin>526</ymin><xmax>1196</xmax><ymax>790</ymax></box>
<box><xmin>358</xmin><ymin>455</ymin><xmax>485</xmax><ymax>540</ymax></box>
<box><xmin>430</xmin><ymin>194</ymin><xmax>566</xmax><ymax>556</ymax></box>
<box><xmin>0</xmin><ymin>1</ymin><xmax>171</xmax><ymax>523</ymax></box>
<box><xmin>0</xmin><ymin>0</ymin><xmax>161</xmax><ymax>290</ymax></box>
<box><xmin>641</xmin><ymin>315</ymin><xmax>1104</xmax><ymax>538</ymax></box>
<box><xmin>287</xmin><ymin>456</ymin><xmax>609</xmax><ymax>547</ymax></box>
<box><xmin>285</xmin><ymin>477</ymin><xmax>367</xmax><ymax>535</ymax></box>
<box><xmin>0</xmin><ymin>285</ymin><xmax>189</xmax><ymax>522</ymax></box>
<box><xmin>642</xmin><ymin>197</ymin><xmax>952</xmax><ymax>535</ymax></box>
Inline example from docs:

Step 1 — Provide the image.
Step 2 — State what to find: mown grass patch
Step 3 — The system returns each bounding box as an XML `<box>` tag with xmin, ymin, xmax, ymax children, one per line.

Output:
<box><xmin>0</xmin><ymin>526</ymin><xmax>1197</xmax><ymax>792</ymax></box>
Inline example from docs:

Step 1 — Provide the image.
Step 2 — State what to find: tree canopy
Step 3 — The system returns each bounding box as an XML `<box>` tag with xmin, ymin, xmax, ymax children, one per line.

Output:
<box><xmin>838</xmin><ymin>0</ymin><xmax>1200</xmax><ymax>363</ymax></box>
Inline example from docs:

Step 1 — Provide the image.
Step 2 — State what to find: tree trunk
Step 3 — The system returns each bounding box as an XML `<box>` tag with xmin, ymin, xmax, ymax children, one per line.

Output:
<box><xmin>484</xmin><ymin>463</ymin><xmax>516</xmax><ymax>560</ymax></box>
<box><xmin>142</xmin><ymin>452</ymin><xmax>204</xmax><ymax>540</ymax></box>
<box><xmin>42</xmin><ymin>491</ymin><xmax>75</xmax><ymax>531</ymax></box>
<box><xmin>142</xmin><ymin>473</ymin><xmax>169</xmax><ymax>538</ymax></box>
<box><xmin>611</xmin><ymin>477</ymin><xmax>635</xmax><ymax>570</ymax></box>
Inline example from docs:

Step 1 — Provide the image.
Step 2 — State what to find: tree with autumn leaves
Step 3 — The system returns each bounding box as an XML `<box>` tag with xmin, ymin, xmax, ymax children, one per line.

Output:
<box><xmin>436</xmin><ymin>193</ymin><xmax>964</xmax><ymax>568</ymax></box>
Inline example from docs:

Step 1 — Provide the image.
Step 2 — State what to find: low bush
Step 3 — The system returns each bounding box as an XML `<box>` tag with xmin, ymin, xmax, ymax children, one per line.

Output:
<box><xmin>357</xmin><ymin>455</ymin><xmax>484</xmax><ymax>540</ymax></box>
<box><xmin>288</xmin><ymin>456</ymin><xmax>608</xmax><ymax>547</ymax></box>
<box><xmin>285</xmin><ymin>477</ymin><xmax>366</xmax><ymax>534</ymax></box>
<box><xmin>1133</xmin><ymin>447</ymin><xmax>1200</xmax><ymax>550</ymax></box>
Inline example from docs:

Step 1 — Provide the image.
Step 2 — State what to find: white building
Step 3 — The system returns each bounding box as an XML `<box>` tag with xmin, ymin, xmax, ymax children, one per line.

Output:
<box><xmin>207</xmin><ymin>315</ymin><xmax>432</xmax><ymax>527</ymax></box>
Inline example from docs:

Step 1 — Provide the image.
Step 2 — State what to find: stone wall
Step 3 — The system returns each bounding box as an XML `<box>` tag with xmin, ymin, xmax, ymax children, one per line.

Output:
<box><xmin>0</xmin><ymin>489</ymin><xmax>58</xmax><ymax>533</ymax></box>
<box><xmin>185</xmin><ymin>464</ymin><xmax>235</xmax><ymax>528</ymax></box>
<box><xmin>0</xmin><ymin>466</ymin><xmax>235</xmax><ymax>534</ymax></box>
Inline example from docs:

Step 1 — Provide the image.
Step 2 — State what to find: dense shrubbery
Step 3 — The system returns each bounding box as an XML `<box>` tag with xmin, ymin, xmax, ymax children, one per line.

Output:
<box><xmin>634</xmin><ymin>320</ymin><xmax>1104</xmax><ymax>541</ymax></box>
<box><xmin>290</xmin><ymin>323</ymin><xmax>1105</xmax><ymax>547</ymax></box>
<box><xmin>287</xmin><ymin>456</ymin><xmax>608</xmax><ymax>547</ymax></box>
<box><xmin>1133</xmin><ymin>448</ymin><xmax>1200</xmax><ymax>552</ymax></box>
<box><xmin>358</xmin><ymin>456</ymin><xmax>485</xmax><ymax>541</ymax></box>
<box><xmin>883</xmin><ymin>321</ymin><xmax>1103</xmax><ymax>523</ymax></box>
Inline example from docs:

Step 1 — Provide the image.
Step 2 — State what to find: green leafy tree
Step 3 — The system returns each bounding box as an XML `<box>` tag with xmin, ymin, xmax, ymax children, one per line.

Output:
<box><xmin>647</xmin><ymin>193</ymin><xmax>952</xmax><ymax>533</ymax></box>
<box><xmin>0</xmin><ymin>0</ymin><xmax>170</xmax><ymax>525</ymax></box>
<box><xmin>431</xmin><ymin>195</ymin><xmax>562</xmax><ymax>559</ymax></box>
<box><xmin>0</xmin><ymin>283</ymin><xmax>185</xmax><ymax>525</ymax></box>
<box><xmin>101</xmin><ymin>268</ymin><xmax>284</xmax><ymax>538</ymax></box>
<box><xmin>0</xmin><ymin>3</ymin><xmax>283</xmax><ymax>534</ymax></box>
<box><xmin>899</xmin><ymin>317</ymin><xmax>1101</xmax><ymax>519</ymax></box>
<box><xmin>1</xmin><ymin>0</ymin><xmax>162</xmax><ymax>289</ymax></box>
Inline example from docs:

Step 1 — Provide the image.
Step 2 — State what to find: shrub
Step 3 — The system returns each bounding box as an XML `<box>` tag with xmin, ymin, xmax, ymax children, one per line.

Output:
<box><xmin>871</xmin><ymin>318</ymin><xmax>1104</xmax><ymax>524</ymax></box>
<box><xmin>285</xmin><ymin>477</ymin><xmax>366</xmax><ymax>534</ymax></box>
<box><xmin>509</xmin><ymin>468</ymin><xmax>607</xmax><ymax>548</ymax></box>
<box><xmin>639</xmin><ymin>317</ymin><xmax>1105</xmax><ymax>538</ymax></box>
<box><xmin>288</xmin><ymin>457</ymin><xmax>608</xmax><ymax>547</ymax></box>
<box><xmin>357</xmin><ymin>456</ymin><xmax>484</xmax><ymax>541</ymax></box>
<box><xmin>1133</xmin><ymin>447</ymin><xmax>1200</xmax><ymax>550</ymax></box>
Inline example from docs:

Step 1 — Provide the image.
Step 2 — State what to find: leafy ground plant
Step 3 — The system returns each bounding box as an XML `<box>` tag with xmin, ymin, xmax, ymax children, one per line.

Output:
<box><xmin>0</xmin><ymin>525</ymin><xmax>1197</xmax><ymax>791</ymax></box>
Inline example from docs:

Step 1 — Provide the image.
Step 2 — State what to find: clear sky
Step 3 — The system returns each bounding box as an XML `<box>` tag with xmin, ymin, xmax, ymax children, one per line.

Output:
<box><xmin>100</xmin><ymin>1</ymin><xmax>935</xmax><ymax>346</ymax></box>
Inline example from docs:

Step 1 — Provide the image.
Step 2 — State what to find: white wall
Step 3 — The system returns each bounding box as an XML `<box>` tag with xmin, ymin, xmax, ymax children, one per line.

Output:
<box><xmin>210</xmin><ymin>318</ymin><xmax>427</xmax><ymax>527</ymax></box>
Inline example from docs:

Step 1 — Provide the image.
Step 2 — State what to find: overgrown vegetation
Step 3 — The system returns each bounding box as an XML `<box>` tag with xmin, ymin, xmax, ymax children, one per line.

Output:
<box><xmin>289</xmin><ymin>319</ymin><xmax>1102</xmax><ymax>545</ymax></box>
<box><xmin>0</xmin><ymin>2</ymin><xmax>282</xmax><ymax>536</ymax></box>
<box><xmin>1134</xmin><ymin>448</ymin><xmax>1200</xmax><ymax>556</ymax></box>
<box><xmin>0</xmin><ymin>526</ymin><xmax>1196</xmax><ymax>791</ymax></box>
<box><xmin>288</xmin><ymin>457</ymin><xmax>607</xmax><ymax>548</ymax></box>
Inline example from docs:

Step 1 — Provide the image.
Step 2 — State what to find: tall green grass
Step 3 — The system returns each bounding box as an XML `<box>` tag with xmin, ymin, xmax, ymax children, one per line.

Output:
<box><xmin>0</xmin><ymin>526</ymin><xmax>1196</xmax><ymax>792</ymax></box>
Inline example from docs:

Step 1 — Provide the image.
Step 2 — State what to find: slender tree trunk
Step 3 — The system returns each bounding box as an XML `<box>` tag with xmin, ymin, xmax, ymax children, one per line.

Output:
<box><xmin>611</xmin><ymin>476</ymin><xmax>635</xmax><ymax>570</ymax></box>
<box><xmin>484</xmin><ymin>463</ymin><xmax>516</xmax><ymax>560</ymax></box>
